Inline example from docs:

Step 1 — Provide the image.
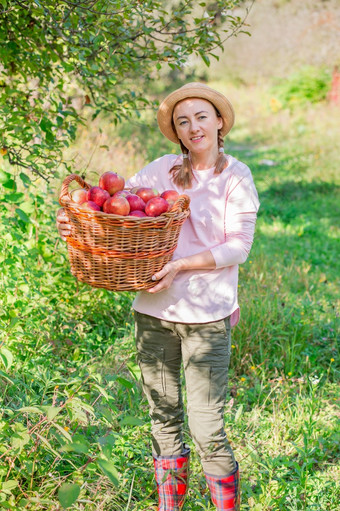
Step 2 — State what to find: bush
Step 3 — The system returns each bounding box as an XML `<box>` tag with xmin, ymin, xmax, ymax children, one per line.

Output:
<box><xmin>271</xmin><ymin>66</ymin><xmax>332</xmax><ymax>109</ymax></box>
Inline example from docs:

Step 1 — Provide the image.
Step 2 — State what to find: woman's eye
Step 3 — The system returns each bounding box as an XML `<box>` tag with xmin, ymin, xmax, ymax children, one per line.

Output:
<box><xmin>179</xmin><ymin>120</ymin><xmax>187</xmax><ymax>126</ymax></box>
<box><xmin>199</xmin><ymin>115</ymin><xmax>207</xmax><ymax>120</ymax></box>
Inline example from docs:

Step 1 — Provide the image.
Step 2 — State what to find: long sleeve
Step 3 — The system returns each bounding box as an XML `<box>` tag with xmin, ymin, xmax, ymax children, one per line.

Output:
<box><xmin>210</xmin><ymin>171</ymin><xmax>260</xmax><ymax>269</ymax></box>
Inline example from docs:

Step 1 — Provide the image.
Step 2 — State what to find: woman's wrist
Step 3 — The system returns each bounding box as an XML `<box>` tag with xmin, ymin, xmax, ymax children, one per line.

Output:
<box><xmin>171</xmin><ymin>258</ymin><xmax>187</xmax><ymax>273</ymax></box>
<box><xmin>173</xmin><ymin>251</ymin><xmax>216</xmax><ymax>273</ymax></box>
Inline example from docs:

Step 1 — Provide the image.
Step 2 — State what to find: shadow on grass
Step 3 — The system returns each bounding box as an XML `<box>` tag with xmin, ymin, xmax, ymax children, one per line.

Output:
<box><xmin>230</xmin><ymin>142</ymin><xmax>340</xmax><ymax>275</ymax></box>
<box><xmin>257</xmin><ymin>179</ymin><xmax>339</xmax><ymax>224</ymax></box>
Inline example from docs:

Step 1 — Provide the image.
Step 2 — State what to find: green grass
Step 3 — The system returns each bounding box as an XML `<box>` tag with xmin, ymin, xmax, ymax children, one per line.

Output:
<box><xmin>0</xmin><ymin>83</ymin><xmax>339</xmax><ymax>509</ymax></box>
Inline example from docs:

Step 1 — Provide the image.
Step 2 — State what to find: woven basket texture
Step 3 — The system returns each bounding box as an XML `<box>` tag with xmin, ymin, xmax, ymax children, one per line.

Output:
<box><xmin>59</xmin><ymin>174</ymin><xmax>191</xmax><ymax>291</ymax></box>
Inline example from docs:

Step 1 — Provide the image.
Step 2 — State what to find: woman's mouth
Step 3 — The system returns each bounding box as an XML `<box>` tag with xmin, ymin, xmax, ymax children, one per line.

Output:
<box><xmin>191</xmin><ymin>136</ymin><xmax>204</xmax><ymax>143</ymax></box>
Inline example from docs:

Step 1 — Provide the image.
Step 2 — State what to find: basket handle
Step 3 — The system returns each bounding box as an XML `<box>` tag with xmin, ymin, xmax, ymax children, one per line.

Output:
<box><xmin>164</xmin><ymin>194</ymin><xmax>190</xmax><ymax>228</ymax></box>
<box><xmin>168</xmin><ymin>194</ymin><xmax>190</xmax><ymax>213</ymax></box>
<box><xmin>59</xmin><ymin>173</ymin><xmax>92</xmax><ymax>207</ymax></box>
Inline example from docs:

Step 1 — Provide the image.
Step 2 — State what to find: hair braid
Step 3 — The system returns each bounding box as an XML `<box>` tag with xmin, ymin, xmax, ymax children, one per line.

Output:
<box><xmin>218</xmin><ymin>131</ymin><xmax>224</xmax><ymax>150</ymax></box>
<box><xmin>169</xmin><ymin>140</ymin><xmax>194</xmax><ymax>189</ymax></box>
<box><xmin>214</xmin><ymin>129</ymin><xmax>228</xmax><ymax>175</ymax></box>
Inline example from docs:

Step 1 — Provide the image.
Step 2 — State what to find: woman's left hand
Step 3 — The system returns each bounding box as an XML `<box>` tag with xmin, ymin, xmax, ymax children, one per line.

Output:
<box><xmin>146</xmin><ymin>261</ymin><xmax>182</xmax><ymax>293</ymax></box>
<box><xmin>145</xmin><ymin>250</ymin><xmax>216</xmax><ymax>293</ymax></box>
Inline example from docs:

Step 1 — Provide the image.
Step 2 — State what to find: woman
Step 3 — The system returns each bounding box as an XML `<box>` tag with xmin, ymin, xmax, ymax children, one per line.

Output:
<box><xmin>57</xmin><ymin>82</ymin><xmax>260</xmax><ymax>510</ymax></box>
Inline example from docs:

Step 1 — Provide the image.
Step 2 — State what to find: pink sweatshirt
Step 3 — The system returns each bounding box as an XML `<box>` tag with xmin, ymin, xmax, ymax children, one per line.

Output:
<box><xmin>126</xmin><ymin>153</ymin><xmax>260</xmax><ymax>326</ymax></box>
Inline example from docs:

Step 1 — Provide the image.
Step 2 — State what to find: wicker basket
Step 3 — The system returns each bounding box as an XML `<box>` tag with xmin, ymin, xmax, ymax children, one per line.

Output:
<box><xmin>59</xmin><ymin>174</ymin><xmax>191</xmax><ymax>291</ymax></box>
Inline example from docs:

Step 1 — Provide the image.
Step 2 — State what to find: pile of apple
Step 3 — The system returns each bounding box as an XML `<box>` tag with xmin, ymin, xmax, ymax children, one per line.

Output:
<box><xmin>70</xmin><ymin>171</ymin><xmax>179</xmax><ymax>218</ymax></box>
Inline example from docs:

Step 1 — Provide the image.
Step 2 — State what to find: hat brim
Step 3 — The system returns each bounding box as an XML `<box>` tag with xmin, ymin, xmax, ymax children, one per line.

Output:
<box><xmin>157</xmin><ymin>82</ymin><xmax>235</xmax><ymax>144</ymax></box>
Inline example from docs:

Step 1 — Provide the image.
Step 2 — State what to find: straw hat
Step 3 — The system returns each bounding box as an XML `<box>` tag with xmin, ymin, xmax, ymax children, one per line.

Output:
<box><xmin>157</xmin><ymin>82</ymin><xmax>235</xmax><ymax>144</ymax></box>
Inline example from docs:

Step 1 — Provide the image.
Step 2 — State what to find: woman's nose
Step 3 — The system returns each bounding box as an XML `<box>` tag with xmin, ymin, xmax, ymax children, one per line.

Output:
<box><xmin>190</xmin><ymin>121</ymin><xmax>199</xmax><ymax>132</ymax></box>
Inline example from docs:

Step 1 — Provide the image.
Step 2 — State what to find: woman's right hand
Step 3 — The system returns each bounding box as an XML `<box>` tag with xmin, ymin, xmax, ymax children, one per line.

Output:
<box><xmin>56</xmin><ymin>208</ymin><xmax>72</xmax><ymax>241</ymax></box>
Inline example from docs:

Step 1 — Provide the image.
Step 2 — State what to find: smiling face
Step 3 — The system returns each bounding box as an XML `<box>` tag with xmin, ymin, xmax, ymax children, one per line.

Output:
<box><xmin>172</xmin><ymin>98</ymin><xmax>223</xmax><ymax>156</ymax></box>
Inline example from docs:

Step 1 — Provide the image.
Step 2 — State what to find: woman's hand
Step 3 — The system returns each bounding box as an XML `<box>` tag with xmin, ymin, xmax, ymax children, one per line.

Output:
<box><xmin>56</xmin><ymin>208</ymin><xmax>72</xmax><ymax>241</ymax></box>
<box><xmin>146</xmin><ymin>260</ymin><xmax>182</xmax><ymax>293</ymax></box>
<box><xmin>146</xmin><ymin>250</ymin><xmax>217</xmax><ymax>294</ymax></box>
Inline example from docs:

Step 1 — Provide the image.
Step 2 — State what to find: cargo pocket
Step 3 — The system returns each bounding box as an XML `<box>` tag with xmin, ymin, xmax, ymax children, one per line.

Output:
<box><xmin>138</xmin><ymin>348</ymin><xmax>166</xmax><ymax>401</ymax></box>
<box><xmin>208</xmin><ymin>364</ymin><xmax>229</xmax><ymax>406</ymax></box>
<box><xmin>185</xmin><ymin>344</ymin><xmax>230</xmax><ymax>408</ymax></box>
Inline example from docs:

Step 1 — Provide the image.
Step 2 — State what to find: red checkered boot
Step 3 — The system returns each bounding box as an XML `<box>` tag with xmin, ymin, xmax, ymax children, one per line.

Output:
<box><xmin>153</xmin><ymin>447</ymin><xmax>190</xmax><ymax>511</ymax></box>
<box><xmin>205</xmin><ymin>463</ymin><xmax>240</xmax><ymax>510</ymax></box>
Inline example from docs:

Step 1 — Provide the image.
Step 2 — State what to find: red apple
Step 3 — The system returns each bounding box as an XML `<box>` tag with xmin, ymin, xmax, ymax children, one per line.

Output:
<box><xmin>80</xmin><ymin>201</ymin><xmax>101</xmax><ymax>211</ymax></box>
<box><xmin>126</xmin><ymin>194</ymin><xmax>146</xmax><ymax>212</ymax></box>
<box><xmin>71</xmin><ymin>188</ymin><xmax>88</xmax><ymax>204</ymax></box>
<box><xmin>99</xmin><ymin>171</ymin><xmax>125</xmax><ymax>195</ymax></box>
<box><xmin>114</xmin><ymin>190</ymin><xmax>131</xmax><ymax>198</ymax></box>
<box><xmin>129</xmin><ymin>210</ymin><xmax>147</xmax><ymax>217</ymax></box>
<box><xmin>103</xmin><ymin>196</ymin><xmax>130</xmax><ymax>216</ymax></box>
<box><xmin>135</xmin><ymin>187</ymin><xmax>159</xmax><ymax>203</ymax></box>
<box><xmin>145</xmin><ymin>197</ymin><xmax>169</xmax><ymax>217</ymax></box>
<box><xmin>87</xmin><ymin>186</ymin><xmax>110</xmax><ymax>208</ymax></box>
<box><xmin>160</xmin><ymin>189</ymin><xmax>179</xmax><ymax>206</ymax></box>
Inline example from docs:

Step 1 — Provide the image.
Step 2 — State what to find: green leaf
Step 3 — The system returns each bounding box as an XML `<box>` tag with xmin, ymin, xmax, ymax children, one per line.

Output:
<box><xmin>98</xmin><ymin>406</ymin><xmax>115</xmax><ymax>423</ymax></box>
<box><xmin>97</xmin><ymin>459</ymin><xmax>119</xmax><ymax>486</ymax></box>
<box><xmin>60</xmin><ymin>441</ymin><xmax>89</xmax><ymax>454</ymax></box>
<box><xmin>0</xmin><ymin>347</ymin><xmax>13</xmax><ymax>371</ymax></box>
<box><xmin>39</xmin><ymin>118</ymin><xmax>53</xmax><ymax>133</ymax></box>
<box><xmin>4</xmin><ymin>192</ymin><xmax>24</xmax><ymax>203</ymax></box>
<box><xmin>11</xmin><ymin>428</ymin><xmax>30</xmax><ymax>451</ymax></box>
<box><xmin>1</xmin><ymin>179</ymin><xmax>16</xmax><ymax>190</ymax></box>
<box><xmin>0</xmin><ymin>169</ymin><xmax>10</xmax><ymax>184</ymax></box>
<box><xmin>0</xmin><ymin>369</ymin><xmax>15</xmax><ymax>384</ymax></box>
<box><xmin>41</xmin><ymin>405</ymin><xmax>63</xmax><ymax>421</ymax></box>
<box><xmin>200</xmin><ymin>53</ymin><xmax>210</xmax><ymax>67</ymax></box>
<box><xmin>119</xmin><ymin>416</ymin><xmax>144</xmax><ymax>427</ymax></box>
<box><xmin>58</xmin><ymin>483</ymin><xmax>81</xmax><ymax>509</ymax></box>
<box><xmin>16</xmin><ymin>208</ymin><xmax>30</xmax><ymax>223</ymax></box>
<box><xmin>19</xmin><ymin>172</ymin><xmax>31</xmax><ymax>185</ymax></box>
<box><xmin>127</xmin><ymin>362</ymin><xmax>141</xmax><ymax>380</ymax></box>
<box><xmin>116</xmin><ymin>377</ymin><xmax>134</xmax><ymax>389</ymax></box>
<box><xmin>61</xmin><ymin>62</ymin><xmax>74</xmax><ymax>72</ymax></box>
<box><xmin>53</xmin><ymin>422</ymin><xmax>73</xmax><ymax>441</ymax></box>
<box><xmin>2</xmin><ymin>480</ymin><xmax>18</xmax><ymax>491</ymax></box>
<box><xmin>20</xmin><ymin>200</ymin><xmax>35</xmax><ymax>214</ymax></box>
<box><xmin>94</xmin><ymin>384</ymin><xmax>110</xmax><ymax>400</ymax></box>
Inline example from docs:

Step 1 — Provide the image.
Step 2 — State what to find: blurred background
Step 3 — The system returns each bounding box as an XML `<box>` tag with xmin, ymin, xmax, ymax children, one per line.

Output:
<box><xmin>64</xmin><ymin>0</ymin><xmax>340</xmax><ymax>182</ymax></box>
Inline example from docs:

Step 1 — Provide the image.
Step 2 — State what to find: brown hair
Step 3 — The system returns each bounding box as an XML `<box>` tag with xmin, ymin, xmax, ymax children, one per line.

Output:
<box><xmin>169</xmin><ymin>128</ymin><xmax>228</xmax><ymax>189</ymax></box>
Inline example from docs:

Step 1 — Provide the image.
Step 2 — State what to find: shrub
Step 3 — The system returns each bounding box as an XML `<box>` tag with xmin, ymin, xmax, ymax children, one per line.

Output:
<box><xmin>271</xmin><ymin>66</ymin><xmax>332</xmax><ymax>108</ymax></box>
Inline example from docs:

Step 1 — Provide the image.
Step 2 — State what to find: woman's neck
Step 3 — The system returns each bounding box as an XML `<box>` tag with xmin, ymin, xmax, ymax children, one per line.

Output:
<box><xmin>189</xmin><ymin>150</ymin><xmax>219</xmax><ymax>171</ymax></box>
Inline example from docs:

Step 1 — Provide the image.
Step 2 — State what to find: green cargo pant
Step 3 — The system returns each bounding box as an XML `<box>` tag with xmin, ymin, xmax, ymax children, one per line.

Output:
<box><xmin>134</xmin><ymin>311</ymin><xmax>236</xmax><ymax>475</ymax></box>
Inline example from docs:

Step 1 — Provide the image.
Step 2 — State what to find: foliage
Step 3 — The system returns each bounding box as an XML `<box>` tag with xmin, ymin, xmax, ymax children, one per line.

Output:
<box><xmin>271</xmin><ymin>66</ymin><xmax>332</xmax><ymax>109</ymax></box>
<box><xmin>0</xmin><ymin>0</ymin><xmax>251</xmax><ymax>179</ymax></box>
<box><xmin>0</xmin><ymin>170</ymin><xmax>141</xmax><ymax>509</ymax></box>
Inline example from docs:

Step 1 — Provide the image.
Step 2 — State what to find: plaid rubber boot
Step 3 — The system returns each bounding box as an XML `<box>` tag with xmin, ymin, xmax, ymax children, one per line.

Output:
<box><xmin>153</xmin><ymin>448</ymin><xmax>190</xmax><ymax>511</ymax></box>
<box><xmin>205</xmin><ymin>463</ymin><xmax>240</xmax><ymax>510</ymax></box>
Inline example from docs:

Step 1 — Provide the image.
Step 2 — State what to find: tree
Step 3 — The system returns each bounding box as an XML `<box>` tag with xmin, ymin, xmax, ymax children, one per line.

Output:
<box><xmin>0</xmin><ymin>0</ymin><xmax>252</xmax><ymax>179</ymax></box>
